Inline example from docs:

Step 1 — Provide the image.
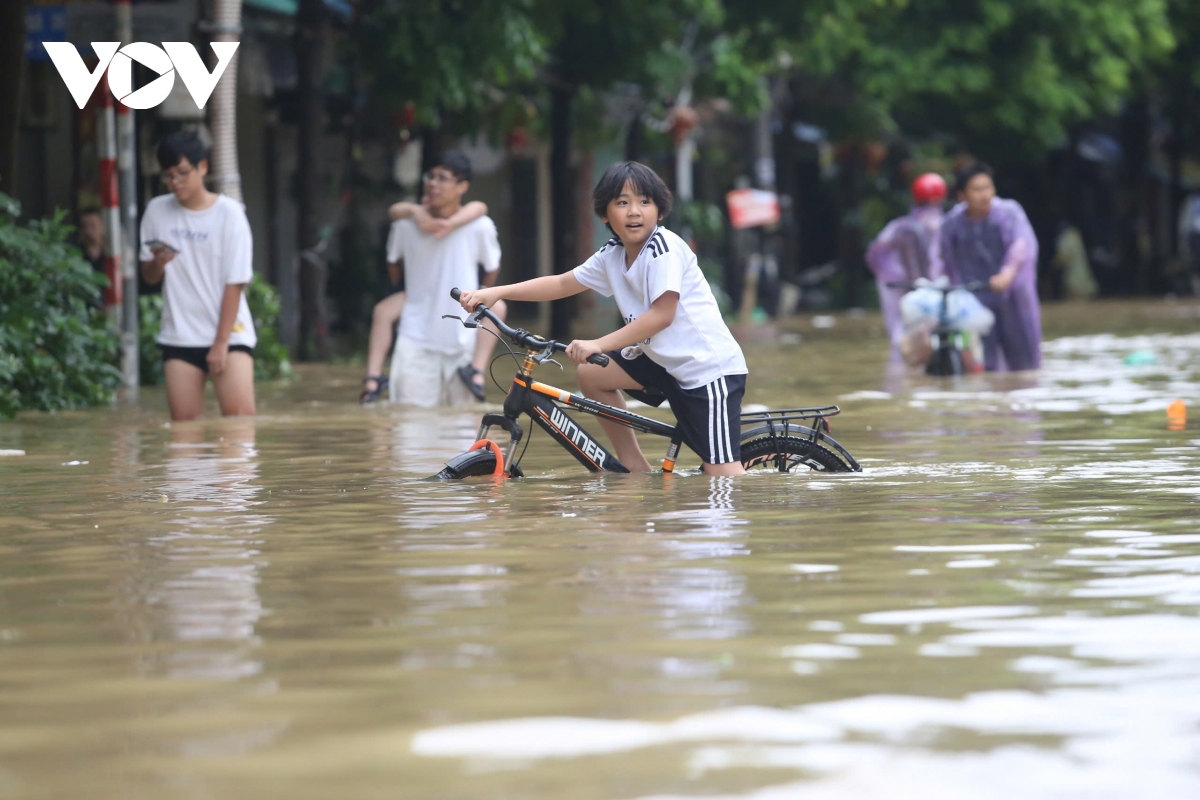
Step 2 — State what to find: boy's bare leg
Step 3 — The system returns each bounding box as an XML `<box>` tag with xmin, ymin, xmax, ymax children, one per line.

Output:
<box><xmin>365</xmin><ymin>292</ymin><xmax>406</xmax><ymax>392</ymax></box>
<box><xmin>212</xmin><ymin>351</ymin><xmax>257</xmax><ymax>416</ymax></box>
<box><xmin>576</xmin><ymin>361</ymin><xmax>653</xmax><ymax>472</ymax></box>
<box><xmin>164</xmin><ymin>360</ymin><xmax>208</xmax><ymax>422</ymax></box>
<box><xmin>470</xmin><ymin>299</ymin><xmax>508</xmax><ymax>389</ymax></box>
<box><xmin>702</xmin><ymin>460</ymin><xmax>747</xmax><ymax>476</ymax></box>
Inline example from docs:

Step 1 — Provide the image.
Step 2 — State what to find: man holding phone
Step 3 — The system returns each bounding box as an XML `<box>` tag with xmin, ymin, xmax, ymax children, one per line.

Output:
<box><xmin>139</xmin><ymin>131</ymin><xmax>256</xmax><ymax>421</ymax></box>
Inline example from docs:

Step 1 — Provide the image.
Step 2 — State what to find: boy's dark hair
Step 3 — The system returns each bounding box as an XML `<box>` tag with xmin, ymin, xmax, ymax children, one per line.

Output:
<box><xmin>433</xmin><ymin>150</ymin><xmax>472</xmax><ymax>182</ymax></box>
<box><xmin>592</xmin><ymin>161</ymin><xmax>674</xmax><ymax>227</ymax></box>
<box><xmin>954</xmin><ymin>162</ymin><xmax>994</xmax><ymax>195</ymax></box>
<box><xmin>156</xmin><ymin>131</ymin><xmax>208</xmax><ymax>171</ymax></box>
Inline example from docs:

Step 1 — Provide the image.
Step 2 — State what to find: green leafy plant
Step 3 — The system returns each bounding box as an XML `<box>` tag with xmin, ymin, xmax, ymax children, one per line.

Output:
<box><xmin>245</xmin><ymin>274</ymin><xmax>293</xmax><ymax>381</ymax></box>
<box><xmin>137</xmin><ymin>293</ymin><xmax>164</xmax><ymax>387</ymax></box>
<box><xmin>0</xmin><ymin>194</ymin><xmax>121</xmax><ymax>419</ymax></box>
<box><xmin>138</xmin><ymin>274</ymin><xmax>292</xmax><ymax>386</ymax></box>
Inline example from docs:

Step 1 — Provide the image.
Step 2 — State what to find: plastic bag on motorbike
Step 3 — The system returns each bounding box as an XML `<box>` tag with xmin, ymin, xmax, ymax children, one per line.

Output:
<box><xmin>899</xmin><ymin>278</ymin><xmax>995</xmax><ymax>335</ymax></box>
<box><xmin>945</xmin><ymin>289</ymin><xmax>995</xmax><ymax>334</ymax></box>
<box><xmin>899</xmin><ymin>278</ymin><xmax>943</xmax><ymax>331</ymax></box>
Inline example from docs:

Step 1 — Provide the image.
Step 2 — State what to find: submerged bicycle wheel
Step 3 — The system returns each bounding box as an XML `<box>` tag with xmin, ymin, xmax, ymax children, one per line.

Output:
<box><xmin>739</xmin><ymin>434</ymin><xmax>855</xmax><ymax>473</ymax></box>
<box><xmin>434</xmin><ymin>449</ymin><xmax>523</xmax><ymax>480</ymax></box>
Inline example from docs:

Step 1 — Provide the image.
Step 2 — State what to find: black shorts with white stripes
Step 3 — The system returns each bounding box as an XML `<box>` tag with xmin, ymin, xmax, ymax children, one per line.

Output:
<box><xmin>607</xmin><ymin>350</ymin><xmax>746</xmax><ymax>465</ymax></box>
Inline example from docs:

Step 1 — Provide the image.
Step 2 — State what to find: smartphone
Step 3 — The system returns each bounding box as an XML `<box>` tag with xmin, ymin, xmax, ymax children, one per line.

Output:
<box><xmin>145</xmin><ymin>240</ymin><xmax>179</xmax><ymax>254</ymax></box>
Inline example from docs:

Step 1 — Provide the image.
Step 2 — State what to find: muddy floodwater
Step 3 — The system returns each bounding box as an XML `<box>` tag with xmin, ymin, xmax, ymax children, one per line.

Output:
<box><xmin>2</xmin><ymin>300</ymin><xmax>1199</xmax><ymax>799</ymax></box>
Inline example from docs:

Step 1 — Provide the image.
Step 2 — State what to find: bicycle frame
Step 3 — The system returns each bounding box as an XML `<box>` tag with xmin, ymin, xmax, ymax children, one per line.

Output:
<box><xmin>477</xmin><ymin>348</ymin><xmax>684</xmax><ymax>475</ymax></box>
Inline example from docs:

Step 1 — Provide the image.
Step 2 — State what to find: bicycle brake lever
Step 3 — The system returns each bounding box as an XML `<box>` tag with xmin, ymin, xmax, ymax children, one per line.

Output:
<box><xmin>440</xmin><ymin>313</ymin><xmax>478</xmax><ymax>329</ymax></box>
<box><xmin>531</xmin><ymin>344</ymin><xmax>563</xmax><ymax>369</ymax></box>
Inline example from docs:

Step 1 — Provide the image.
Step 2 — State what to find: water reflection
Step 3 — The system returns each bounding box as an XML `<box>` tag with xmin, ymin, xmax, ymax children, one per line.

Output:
<box><xmin>141</xmin><ymin>420</ymin><xmax>270</xmax><ymax>682</ymax></box>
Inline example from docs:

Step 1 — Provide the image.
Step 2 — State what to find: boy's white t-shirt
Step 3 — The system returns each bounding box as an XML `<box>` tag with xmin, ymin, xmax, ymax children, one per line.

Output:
<box><xmin>139</xmin><ymin>193</ymin><xmax>256</xmax><ymax>348</ymax></box>
<box><xmin>573</xmin><ymin>226</ymin><xmax>746</xmax><ymax>389</ymax></box>
<box><xmin>391</xmin><ymin>215</ymin><xmax>501</xmax><ymax>356</ymax></box>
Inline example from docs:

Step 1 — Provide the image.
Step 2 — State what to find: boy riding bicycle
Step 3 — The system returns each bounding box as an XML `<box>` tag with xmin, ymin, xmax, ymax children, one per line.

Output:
<box><xmin>458</xmin><ymin>161</ymin><xmax>748</xmax><ymax>475</ymax></box>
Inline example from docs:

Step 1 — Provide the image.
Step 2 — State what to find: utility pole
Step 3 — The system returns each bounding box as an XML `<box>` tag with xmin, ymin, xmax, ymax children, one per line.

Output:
<box><xmin>674</xmin><ymin>83</ymin><xmax>694</xmax><ymax>203</ymax></box>
<box><xmin>740</xmin><ymin>87</ymin><xmax>777</xmax><ymax>322</ymax></box>
<box><xmin>98</xmin><ymin>74</ymin><xmax>124</xmax><ymax>328</ymax></box>
<box><xmin>115</xmin><ymin>0</ymin><xmax>138</xmax><ymax>392</ymax></box>
<box><xmin>296</xmin><ymin>0</ymin><xmax>329</xmax><ymax>359</ymax></box>
<box><xmin>207</xmin><ymin>0</ymin><xmax>243</xmax><ymax>201</ymax></box>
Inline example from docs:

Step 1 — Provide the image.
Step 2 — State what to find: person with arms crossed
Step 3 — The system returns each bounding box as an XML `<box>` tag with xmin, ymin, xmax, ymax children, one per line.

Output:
<box><xmin>939</xmin><ymin>162</ymin><xmax>1041</xmax><ymax>372</ymax></box>
<box><xmin>459</xmin><ymin>161</ymin><xmax>748</xmax><ymax>475</ymax></box>
<box><xmin>388</xmin><ymin>150</ymin><xmax>507</xmax><ymax>406</ymax></box>
<box><xmin>359</xmin><ymin>192</ymin><xmax>490</xmax><ymax>403</ymax></box>
<box><xmin>140</xmin><ymin>131</ymin><xmax>256</xmax><ymax>421</ymax></box>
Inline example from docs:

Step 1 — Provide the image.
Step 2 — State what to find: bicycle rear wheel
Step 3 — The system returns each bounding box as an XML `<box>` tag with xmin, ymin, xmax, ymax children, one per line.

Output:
<box><xmin>739</xmin><ymin>434</ymin><xmax>856</xmax><ymax>473</ymax></box>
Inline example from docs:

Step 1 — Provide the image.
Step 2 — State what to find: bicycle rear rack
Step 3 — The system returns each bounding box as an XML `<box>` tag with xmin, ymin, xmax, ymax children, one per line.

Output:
<box><xmin>740</xmin><ymin>405</ymin><xmax>840</xmax><ymax>426</ymax></box>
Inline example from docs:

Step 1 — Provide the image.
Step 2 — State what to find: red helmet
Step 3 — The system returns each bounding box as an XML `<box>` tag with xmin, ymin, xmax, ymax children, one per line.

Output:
<box><xmin>911</xmin><ymin>173</ymin><xmax>947</xmax><ymax>205</ymax></box>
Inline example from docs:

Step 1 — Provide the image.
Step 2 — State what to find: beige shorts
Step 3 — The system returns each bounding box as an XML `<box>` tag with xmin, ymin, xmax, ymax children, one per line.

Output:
<box><xmin>388</xmin><ymin>337</ymin><xmax>474</xmax><ymax>407</ymax></box>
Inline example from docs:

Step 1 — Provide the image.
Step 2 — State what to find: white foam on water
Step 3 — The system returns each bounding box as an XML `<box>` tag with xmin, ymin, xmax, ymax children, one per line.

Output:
<box><xmin>791</xmin><ymin>564</ymin><xmax>839</xmax><ymax>574</ymax></box>
<box><xmin>894</xmin><ymin>544</ymin><xmax>1034</xmax><ymax>553</ymax></box>
<box><xmin>947</xmin><ymin>558</ymin><xmax>999</xmax><ymax>568</ymax></box>
<box><xmin>780</xmin><ymin>644</ymin><xmax>860</xmax><ymax>660</ymax></box>
<box><xmin>412</xmin><ymin>706</ymin><xmax>840</xmax><ymax>760</ymax></box>
<box><xmin>834</xmin><ymin>633</ymin><xmax>896</xmax><ymax>646</ymax></box>
<box><xmin>859</xmin><ymin>605</ymin><xmax>1038</xmax><ymax>626</ymax></box>
<box><xmin>807</xmin><ymin>620</ymin><xmax>843</xmax><ymax>632</ymax></box>
<box><xmin>1085</xmin><ymin>529</ymin><xmax>1154</xmax><ymax>539</ymax></box>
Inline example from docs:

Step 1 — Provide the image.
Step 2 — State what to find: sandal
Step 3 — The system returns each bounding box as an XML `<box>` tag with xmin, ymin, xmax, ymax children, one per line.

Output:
<box><xmin>360</xmin><ymin>375</ymin><xmax>388</xmax><ymax>404</ymax></box>
<box><xmin>456</xmin><ymin>364</ymin><xmax>487</xmax><ymax>402</ymax></box>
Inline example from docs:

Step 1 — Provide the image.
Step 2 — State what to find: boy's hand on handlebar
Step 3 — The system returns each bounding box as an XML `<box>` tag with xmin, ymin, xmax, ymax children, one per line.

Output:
<box><xmin>458</xmin><ymin>287</ymin><xmax>498</xmax><ymax>312</ymax></box>
<box><xmin>565</xmin><ymin>339</ymin><xmax>604</xmax><ymax>365</ymax></box>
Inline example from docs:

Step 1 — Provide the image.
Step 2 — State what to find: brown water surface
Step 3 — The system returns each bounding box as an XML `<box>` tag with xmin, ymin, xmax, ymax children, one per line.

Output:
<box><xmin>1</xmin><ymin>300</ymin><xmax>1199</xmax><ymax>799</ymax></box>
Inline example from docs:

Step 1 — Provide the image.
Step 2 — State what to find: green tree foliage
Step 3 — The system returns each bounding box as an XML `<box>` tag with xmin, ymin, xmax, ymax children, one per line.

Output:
<box><xmin>1163</xmin><ymin>0</ymin><xmax>1200</xmax><ymax>157</ymax></box>
<box><xmin>138</xmin><ymin>274</ymin><xmax>292</xmax><ymax>386</ymax></box>
<box><xmin>1171</xmin><ymin>0</ymin><xmax>1200</xmax><ymax>88</ymax></box>
<box><xmin>357</xmin><ymin>0</ymin><xmax>545</xmax><ymax>126</ymax></box>
<box><xmin>0</xmin><ymin>194</ymin><xmax>121</xmax><ymax>419</ymax></box>
<box><xmin>730</xmin><ymin>0</ymin><xmax>1175</xmax><ymax>152</ymax></box>
<box><xmin>537</xmin><ymin>0</ymin><xmax>770</xmax><ymax>116</ymax></box>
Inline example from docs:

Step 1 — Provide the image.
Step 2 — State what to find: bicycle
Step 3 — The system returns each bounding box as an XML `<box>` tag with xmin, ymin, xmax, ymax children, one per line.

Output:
<box><xmin>434</xmin><ymin>289</ymin><xmax>861</xmax><ymax>479</ymax></box>
<box><xmin>887</xmin><ymin>279</ymin><xmax>989</xmax><ymax>377</ymax></box>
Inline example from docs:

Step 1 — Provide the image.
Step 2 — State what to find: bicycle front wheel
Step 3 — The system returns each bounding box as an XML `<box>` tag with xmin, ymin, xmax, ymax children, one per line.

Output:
<box><xmin>739</xmin><ymin>434</ymin><xmax>856</xmax><ymax>473</ymax></box>
<box><xmin>434</xmin><ymin>448</ymin><xmax>524</xmax><ymax>480</ymax></box>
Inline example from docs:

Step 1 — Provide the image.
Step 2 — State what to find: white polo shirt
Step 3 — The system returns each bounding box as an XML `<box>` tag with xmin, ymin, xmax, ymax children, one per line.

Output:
<box><xmin>390</xmin><ymin>216</ymin><xmax>502</xmax><ymax>357</ymax></box>
<box><xmin>139</xmin><ymin>193</ymin><xmax>256</xmax><ymax>349</ymax></box>
<box><xmin>573</xmin><ymin>226</ymin><xmax>746</xmax><ymax>389</ymax></box>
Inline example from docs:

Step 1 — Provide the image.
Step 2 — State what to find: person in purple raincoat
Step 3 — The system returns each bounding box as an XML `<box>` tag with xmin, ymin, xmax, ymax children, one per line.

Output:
<box><xmin>940</xmin><ymin>163</ymin><xmax>1041</xmax><ymax>371</ymax></box>
<box><xmin>866</xmin><ymin>173</ymin><xmax>946</xmax><ymax>363</ymax></box>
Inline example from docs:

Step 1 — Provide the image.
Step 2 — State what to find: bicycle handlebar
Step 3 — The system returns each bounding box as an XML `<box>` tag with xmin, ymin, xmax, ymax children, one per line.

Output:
<box><xmin>450</xmin><ymin>288</ymin><xmax>610</xmax><ymax>367</ymax></box>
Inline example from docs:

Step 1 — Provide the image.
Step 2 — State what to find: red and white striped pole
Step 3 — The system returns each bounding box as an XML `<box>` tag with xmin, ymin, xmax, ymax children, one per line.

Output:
<box><xmin>97</xmin><ymin>72</ymin><xmax>123</xmax><ymax>321</ymax></box>
<box><xmin>115</xmin><ymin>0</ymin><xmax>138</xmax><ymax>389</ymax></box>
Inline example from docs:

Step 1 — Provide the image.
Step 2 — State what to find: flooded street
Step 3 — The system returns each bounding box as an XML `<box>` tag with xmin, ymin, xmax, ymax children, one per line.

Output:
<box><xmin>2</xmin><ymin>300</ymin><xmax>1199</xmax><ymax>799</ymax></box>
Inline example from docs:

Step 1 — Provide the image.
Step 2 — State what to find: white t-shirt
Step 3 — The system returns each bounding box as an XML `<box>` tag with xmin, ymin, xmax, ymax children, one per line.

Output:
<box><xmin>573</xmin><ymin>226</ymin><xmax>746</xmax><ymax>389</ymax></box>
<box><xmin>385</xmin><ymin>218</ymin><xmax>405</xmax><ymax>264</ymax></box>
<box><xmin>391</xmin><ymin>215</ymin><xmax>501</xmax><ymax>356</ymax></box>
<box><xmin>139</xmin><ymin>194</ymin><xmax>256</xmax><ymax>348</ymax></box>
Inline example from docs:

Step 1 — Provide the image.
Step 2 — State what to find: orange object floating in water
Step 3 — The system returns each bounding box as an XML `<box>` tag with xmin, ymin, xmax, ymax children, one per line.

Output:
<box><xmin>1167</xmin><ymin>399</ymin><xmax>1187</xmax><ymax>431</ymax></box>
